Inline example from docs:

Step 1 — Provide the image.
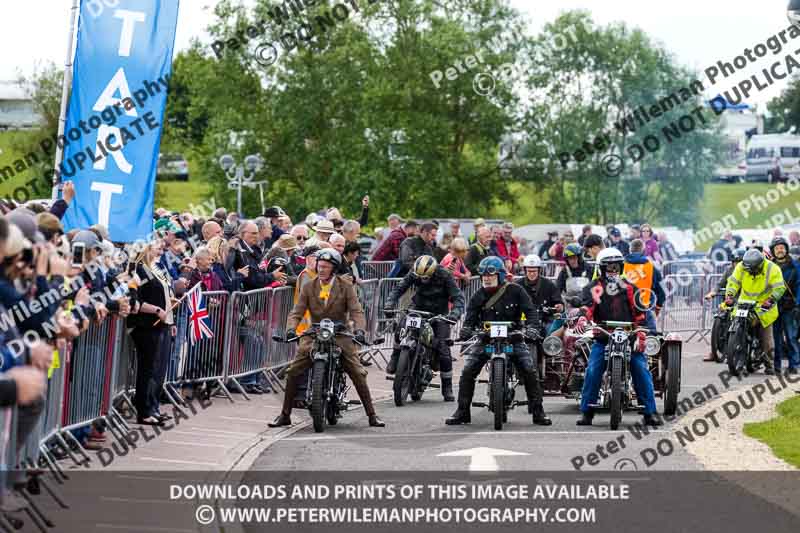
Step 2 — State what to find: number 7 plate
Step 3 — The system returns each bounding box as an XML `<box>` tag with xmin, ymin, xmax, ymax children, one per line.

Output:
<box><xmin>490</xmin><ymin>325</ymin><xmax>508</xmax><ymax>338</ymax></box>
<box><xmin>406</xmin><ymin>316</ymin><xmax>422</xmax><ymax>328</ymax></box>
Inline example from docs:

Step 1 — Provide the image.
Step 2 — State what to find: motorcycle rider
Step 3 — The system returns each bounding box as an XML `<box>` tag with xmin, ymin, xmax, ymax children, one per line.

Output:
<box><xmin>768</xmin><ymin>237</ymin><xmax>800</xmax><ymax>375</ymax></box>
<box><xmin>703</xmin><ymin>248</ymin><xmax>745</xmax><ymax>362</ymax></box>
<box><xmin>516</xmin><ymin>254</ymin><xmax>563</xmax><ymax>335</ymax></box>
<box><xmin>385</xmin><ymin>255</ymin><xmax>465</xmax><ymax>401</ymax></box>
<box><xmin>446</xmin><ymin>256</ymin><xmax>552</xmax><ymax>426</ymax></box>
<box><xmin>556</xmin><ymin>243</ymin><xmax>592</xmax><ymax>294</ymax></box>
<box><xmin>574</xmin><ymin>248</ymin><xmax>662</xmax><ymax>427</ymax></box>
<box><xmin>268</xmin><ymin>249</ymin><xmax>385</xmax><ymax>428</ymax></box>
<box><xmin>724</xmin><ymin>248</ymin><xmax>785</xmax><ymax>376</ymax></box>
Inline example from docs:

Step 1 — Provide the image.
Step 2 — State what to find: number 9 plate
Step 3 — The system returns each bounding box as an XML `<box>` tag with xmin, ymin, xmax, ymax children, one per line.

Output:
<box><xmin>490</xmin><ymin>325</ymin><xmax>508</xmax><ymax>338</ymax></box>
<box><xmin>406</xmin><ymin>316</ymin><xmax>422</xmax><ymax>328</ymax></box>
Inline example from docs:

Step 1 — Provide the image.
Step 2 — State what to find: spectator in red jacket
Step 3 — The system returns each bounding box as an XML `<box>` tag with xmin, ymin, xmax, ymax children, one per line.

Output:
<box><xmin>494</xmin><ymin>222</ymin><xmax>520</xmax><ymax>271</ymax></box>
<box><xmin>372</xmin><ymin>220</ymin><xmax>418</xmax><ymax>261</ymax></box>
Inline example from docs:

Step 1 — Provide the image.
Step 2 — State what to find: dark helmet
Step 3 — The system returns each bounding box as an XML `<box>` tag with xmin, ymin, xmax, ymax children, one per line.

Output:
<box><xmin>315</xmin><ymin>249</ymin><xmax>341</xmax><ymax>268</ymax></box>
<box><xmin>477</xmin><ymin>256</ymin><xmax>506</xmax><ymax>284</ymax></box>
<box><xmin>742</xmin><ymin>249</ymin><xmax>764</xmax><ymax>275</ymax></box>
<box><xmin>769</xmin><ymin>237</ymin><xmax>790</xmax><ymax>257</ymax></box>
<box><xmin>790</xmin><ymin>245</ymin><xmax>800</xmax><ymax>258</ymax></box>
<box><xmin>732</xmin><ymin>248</ymin><xmax>746</xmax><ymax>263</ymax></box>
<box><xmin>564</xmin><ymin>243</ymin><xmax>582</xmax><ymax>259</ymax></box>
<box><xmin>266</xmin><ymin>256</ymin><xmax>289</xmax><ymax>273</ymax></box>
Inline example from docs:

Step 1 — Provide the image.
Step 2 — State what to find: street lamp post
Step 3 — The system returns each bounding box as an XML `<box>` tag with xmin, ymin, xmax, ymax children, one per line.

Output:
<box><xmin>219</xmin><ymin>154</ymin><xmax>265</xmax><ymax>217</ymax></box>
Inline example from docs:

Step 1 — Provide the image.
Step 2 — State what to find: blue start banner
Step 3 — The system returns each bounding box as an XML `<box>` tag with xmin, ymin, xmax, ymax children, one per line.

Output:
<box><xmin>61</xmin><ymin>0</ymin><xmax>180</xmax><ymax>242</ymax></box>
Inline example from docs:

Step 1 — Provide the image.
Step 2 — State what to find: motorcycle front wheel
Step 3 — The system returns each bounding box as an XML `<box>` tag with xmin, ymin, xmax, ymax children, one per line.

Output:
<box><xmin>311</xmin><ymin>360</ymin><xmax>328</xmax><ymax>433</ymax></box>
<box><xmin>726</xmin><ymin>326</ymin><xmax>747</xmax><ymax>376</ymax></box>
<box><xmin>609</xmin><ymin>357</ymin><xmax>623</xmax><ymax>430</ymax></box>
<box><xmin>492</xmin><ymin>358</ymin><xmax>506</xmax><ymax>431</ymax></box>
<box><xmin>393</xmin><ymin>348</ymin><xmax>412</xmax><ymax>406</ymax></box>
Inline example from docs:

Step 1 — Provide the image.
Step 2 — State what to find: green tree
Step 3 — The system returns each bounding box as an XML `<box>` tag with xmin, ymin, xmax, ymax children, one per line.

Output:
<box><xmin>171</xmin><ymin>0</ymin><xmax>527</xmax><ymax>223</ymax></box>
<box><xmin>517</xmin><ymin>11</ymin><xmax>723</xmax><ymax>227</ymax></box>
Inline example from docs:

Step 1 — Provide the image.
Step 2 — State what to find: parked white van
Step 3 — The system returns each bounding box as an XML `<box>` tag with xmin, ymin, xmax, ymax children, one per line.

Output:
<box><xmin>745</xmin><ymin>134</ymin><xmax>800</xmax><ymax>183</ymax></box>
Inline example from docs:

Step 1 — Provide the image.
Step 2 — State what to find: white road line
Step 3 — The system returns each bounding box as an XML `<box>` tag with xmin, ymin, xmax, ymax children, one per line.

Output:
<box><xmin>101</xmin><ymin>496</ymin><xmax>182</xmax><ymax>505</ymax></box>
<box><xmin>138</xmin><ymin>457</ymin><xmax>219</xmax><ymax>467</ymax></box>
<box><xmin>163</xmin><ymin>440</ymin><xmax>230</xmax><ymax>448</ymax></box>
<box><xmin>96</xmin><ymin>524</ymin><xmax>194</xmax><ymax>532</ymax></box>
<box><xmin>281</xmin><ymin>429</ymin><xmax>671</xmax><ymax>441</ymax></box>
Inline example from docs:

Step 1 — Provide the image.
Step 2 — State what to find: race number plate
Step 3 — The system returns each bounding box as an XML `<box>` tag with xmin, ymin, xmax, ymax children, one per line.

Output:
<box><xmin>735</xmin><ymin>309</ymin><xmax>749</xmax><ymax>318</ymax></box>
<box><xmin>406</xmin><ymin>316</ymin><xmax>422</xmax><ymax>328</ymax></box>
<box><xmin>490</xmin><ymin>325</ymin><xmax>508</xmax><ymax>338</ymax></box>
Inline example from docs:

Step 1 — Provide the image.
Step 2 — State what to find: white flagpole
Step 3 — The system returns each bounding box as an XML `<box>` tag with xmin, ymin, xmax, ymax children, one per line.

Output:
<box><xmin>51</xmin><ymin>0</ymin><xmax>81</xmax><ymax>199</ymax></box>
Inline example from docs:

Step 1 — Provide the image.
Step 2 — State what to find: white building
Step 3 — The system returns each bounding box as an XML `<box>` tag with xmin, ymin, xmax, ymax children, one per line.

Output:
<box><xmin>0</xmin><ymin>81</ymin><xmax>40</xmax><ymax>130</ymax></box>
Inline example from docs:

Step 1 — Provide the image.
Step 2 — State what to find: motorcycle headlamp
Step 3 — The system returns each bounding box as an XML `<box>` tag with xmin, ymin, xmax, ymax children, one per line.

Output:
<box><xmin>644</xmin><ymin>336</ymin><xmax>661</xmax><ymax>356</ymax></box>
<box><xmin>319</xmin><ymin>319</ymin><xmax>334</xmax><ymax>340</ymax></box>
<box><xmin>542</xmin><ymin>335</ymin><xmax>563</xmax><ymax>357</ymax></box>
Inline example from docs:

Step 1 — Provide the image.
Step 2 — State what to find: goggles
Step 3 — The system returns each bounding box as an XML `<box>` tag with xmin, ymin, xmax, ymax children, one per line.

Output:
<box><xmin>478</xmin><ymin>265</ymin><xmax>501</xmax><ymax>276</ymax></box>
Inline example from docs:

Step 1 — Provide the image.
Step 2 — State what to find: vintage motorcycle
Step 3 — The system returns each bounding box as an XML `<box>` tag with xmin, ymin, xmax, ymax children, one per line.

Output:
<box><xmin>462</xmin><ymin>321</ymin><xmax>533</xmax><ymax>431</ymax></box>
<box><xmin>275</xmin><ymin>319</ymin><xmax>382</xmax><ymax>433</ymax></box>
<box><xmin>385</xmin><ymin>309</ymin><xmax>456</xmax><ymax>406</ymax></box>
<box><xmin>725</xmin><ymin>298</ymin><xmax>769</xmax><ymax>376</ymax></box>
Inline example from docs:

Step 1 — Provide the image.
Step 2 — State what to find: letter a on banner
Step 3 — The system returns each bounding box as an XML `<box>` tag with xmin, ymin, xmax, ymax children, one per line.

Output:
<box><xmin>61</xmin><ymin>0</ymin><xmax>180</xmax><ymax>242</ymax></box>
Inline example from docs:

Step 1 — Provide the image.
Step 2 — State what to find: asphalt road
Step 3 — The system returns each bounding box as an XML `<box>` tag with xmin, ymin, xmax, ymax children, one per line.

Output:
<box><xmin>251</xmin><ymin>341</ymin><xmax>781</xmax><ymax>472</ymax></box>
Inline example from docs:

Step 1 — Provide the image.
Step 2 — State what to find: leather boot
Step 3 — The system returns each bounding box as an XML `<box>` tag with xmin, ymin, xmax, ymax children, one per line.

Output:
<box><xmin>643</xmin><ymin>413</ymin><xmax>664</xmax><ymax>427</ymax></box>
<box><xmin>703</xmin><ymin>352</ymin><xmax>716</xmax><ymax>362</ymax></box>
<box><xmin>441</xmin><ymin>377</ymin><xmax>455</xmax><ymax>402</ymax></box>
<box><xmin>353</xmin><ymin>378</ymin><xmax>377</xmax><ymax>418</ymax></box>
<box><xmin>268</xmin><ymin>375</ymin><xmax>297</xmax><ymax>427</ymax></box>
<box><xmin>386</xmin><ymin>348</ymin><xmax>400</xmax><ymax>375</ymax></box>
<box><xmin>576</xmin><ymin>411</ymin><xmax>594</xmax><ymax>426</ymax></box>
<box><xmin>368</xmin><ymin>415</ymin><xmax>385</xmax><ymax>427</ymax></box>
<box><xmin>523</xmin><ymin>371</ymin><xmax>545</xmax><ymax>414</ymax></box>
<box><xmin>445</xmin><ymin>377</ymin><xmax>474</xmax><ymax>425</ymax></box>
<box><xmin>764</xmin><ymin>351</ymin><xmax>776</xmax><ymax>375</ymax></box>
<box><xmin>532</xmin><ymin>404</ymin><xmax>552</xmax><ymax>426</ymax></box>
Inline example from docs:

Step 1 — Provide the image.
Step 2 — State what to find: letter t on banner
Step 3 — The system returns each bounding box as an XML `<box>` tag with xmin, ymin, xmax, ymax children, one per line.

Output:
<box><xmin>61</xmin><ymin>0</ymin><xmax>180</xmax><ymax>242</ymax></box>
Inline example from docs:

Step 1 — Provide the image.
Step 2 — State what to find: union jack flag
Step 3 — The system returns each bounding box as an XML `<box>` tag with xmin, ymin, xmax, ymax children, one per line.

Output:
<box><xmin>186</xmin><ymin>283</ymin><xmax>213</xmax><ymax>345</ymax></box>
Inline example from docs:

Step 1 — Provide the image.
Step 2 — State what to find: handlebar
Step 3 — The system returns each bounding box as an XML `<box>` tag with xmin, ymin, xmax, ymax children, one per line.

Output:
<box><xmin>383</xmin><ymin>308</ymin><xmax>457</xmax><ymax>325</ymax></box>
<box><xmin>272</xmin><ymin>326</ymin><xmax>384</xmax><ymax>346</ymax></box>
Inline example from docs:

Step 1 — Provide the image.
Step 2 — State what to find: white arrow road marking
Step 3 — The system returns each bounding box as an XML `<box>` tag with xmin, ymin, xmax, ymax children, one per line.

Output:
<box><xmin>437</xmin><ymin>447</ymin><xmax>529</xmax><ymax>472</ymax></box>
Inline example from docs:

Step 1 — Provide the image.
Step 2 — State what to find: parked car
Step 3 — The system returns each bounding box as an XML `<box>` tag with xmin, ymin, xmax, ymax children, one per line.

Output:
<box><xmin>745</xmin><ymin>134</ymin><xmax>800</xmax><ymax>183</ymax></box>
<box><xmin>157</xmin><ymin>153</ymin><xmax>189</xmax><ymax>181</ymax></box>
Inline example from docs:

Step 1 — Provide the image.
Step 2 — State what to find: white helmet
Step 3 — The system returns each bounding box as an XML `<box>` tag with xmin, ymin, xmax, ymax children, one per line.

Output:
<box><xmin>596</xmin><ymin>247</ymin><xmax>624</xmax><ymax>264</ymax></box>
<box><xmin>522</xmin><ymin>254</ymin><xmax>543</xmax><ymax>269</ymax></box>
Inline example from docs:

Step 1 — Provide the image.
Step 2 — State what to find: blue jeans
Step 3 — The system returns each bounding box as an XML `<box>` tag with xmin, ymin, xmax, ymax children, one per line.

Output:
<box><xmin>579</xmin><ymin>341</ymin><xmax>657</xmax><ymax>415</ymax></box>
<box><xmin>546</xmin><ymin>318</ymin><xmax>564</xmax><ymax>335</ymax></box>
<box><xmin>773</xmin><ymin>311</ymin><xmax>800</xmax><ymax>370</ymax></box>
<box><xmin>644</xmin><ymin>310</ymin><xmax>657</xmax><ymax>333</ymax></box>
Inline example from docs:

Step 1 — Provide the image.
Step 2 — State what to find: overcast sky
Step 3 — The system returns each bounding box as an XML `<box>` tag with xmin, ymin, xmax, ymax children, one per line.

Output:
<box><xmin>0</xmin><ymin>0</ymin><xmax>794</xmax><ymax>109</ymax></box>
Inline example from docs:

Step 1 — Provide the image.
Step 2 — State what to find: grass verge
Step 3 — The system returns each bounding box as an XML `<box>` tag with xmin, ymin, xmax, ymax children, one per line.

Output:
<box><xmin>743</xmin><ymin>394</ymin><xmax>800</xmax><ymax>468</ymax></box>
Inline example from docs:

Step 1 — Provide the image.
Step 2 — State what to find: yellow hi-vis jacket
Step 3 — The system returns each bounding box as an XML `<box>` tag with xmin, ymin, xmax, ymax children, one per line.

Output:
<box><xmin>725</xmin><ymin>259</ymin><xmax>785</xmax><ymax>327</ymax></box>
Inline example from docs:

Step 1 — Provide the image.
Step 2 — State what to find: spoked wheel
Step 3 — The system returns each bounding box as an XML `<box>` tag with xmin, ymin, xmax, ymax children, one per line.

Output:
<box><xmin>609</xmin><ymin>357</ymin><xmax>623</xmax><ymax>430</ymax></box>
<box><xmin>711</xmin><ymin>317</ymin><xmax>725</xmax><ymax>362</ymax></box>
<box><xmin>492</xmin><ymin>358</ymin><xmax>506</xmax><ymax>431</ymax></box>
<box><xmin>393</xmin><ymin>349</ymin><xmax>412</xmax><ymax>406</ymax></box>
<box><xmin>311</xmin><ymin>360</ymin><xmax>328</xmax><ymax>433</ymax></box>
<box><xmin>726</xmin><ymin>327</ymin><xmax>747</xmax><ymax>376</ymax></box>
<box><xmin>663</xmin><ymin>344</ymin><xmax>681</xmax><ymax>416</ymax></box>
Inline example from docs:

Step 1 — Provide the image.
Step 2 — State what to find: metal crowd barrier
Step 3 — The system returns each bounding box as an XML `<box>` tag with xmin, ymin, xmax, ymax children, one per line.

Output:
<box><xmin>541</xmin><ymin>260</ymin><xmax>564</xmax><ymax>280</ymax></box>
<box><xmin>361</xmin><ymin>261</ymin><xmax>396</xmax><ymax>280</ymax></box>
<box><xmin>657</xmin><ymin>273</ymin><xmax>709</xmax><ymax>342</ymax></box>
